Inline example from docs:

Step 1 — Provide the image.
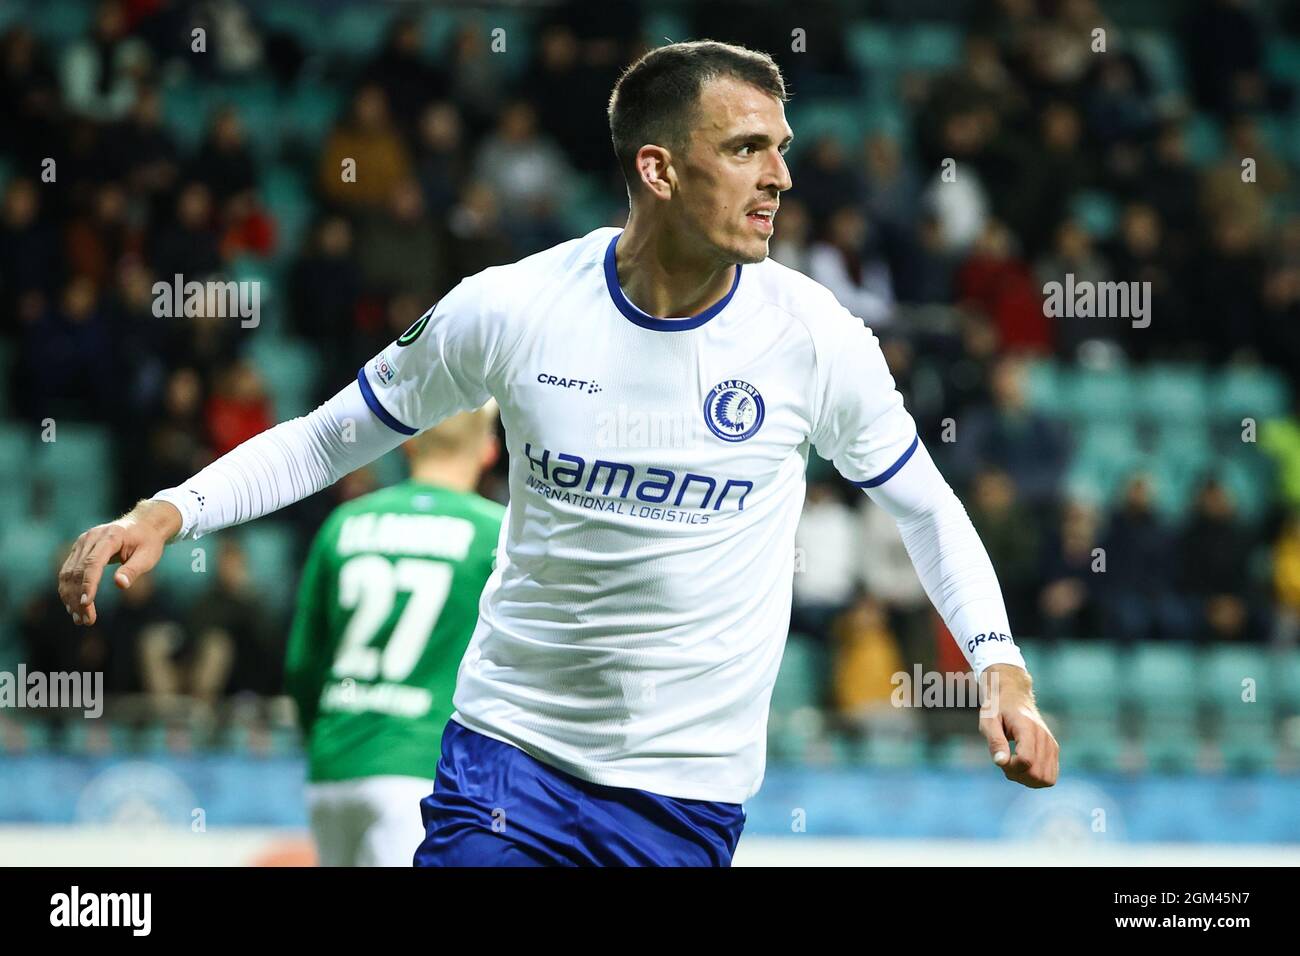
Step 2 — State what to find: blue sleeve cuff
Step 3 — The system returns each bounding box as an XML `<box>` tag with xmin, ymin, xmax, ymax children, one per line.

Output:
<box><xmin>356</xmin><ymin>367</ymin><xmax>418</xmax><ymax>436</ymax></box>
<box><xmin>852</xmin><ymin>434</ymin><xmax>920</xmax><ymax>489</ymax></box>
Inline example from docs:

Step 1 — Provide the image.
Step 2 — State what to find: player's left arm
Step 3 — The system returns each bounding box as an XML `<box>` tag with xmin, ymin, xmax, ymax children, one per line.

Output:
<box><xmin>808</xmin><ymin>303</ymin><xmax>1058</xmax><ymax>788</ymax></box>
<box><xmin>859</xmin><ymin>440</ymin><xmax>1059</xmax><ymax>789</ymax></box>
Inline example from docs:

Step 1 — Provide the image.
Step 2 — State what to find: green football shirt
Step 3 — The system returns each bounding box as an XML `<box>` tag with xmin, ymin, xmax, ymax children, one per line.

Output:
<box><xmin>285</xmin><ymin>480</ymin><xmax>505</xmax><ymax>782</ymax></box>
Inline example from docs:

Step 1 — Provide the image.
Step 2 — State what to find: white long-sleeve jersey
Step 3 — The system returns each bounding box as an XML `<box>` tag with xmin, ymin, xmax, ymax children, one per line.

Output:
<box><xmin>154</xmin><ymin>227</ymin><xmax>1025</xmax><ymax>803</ymax></box>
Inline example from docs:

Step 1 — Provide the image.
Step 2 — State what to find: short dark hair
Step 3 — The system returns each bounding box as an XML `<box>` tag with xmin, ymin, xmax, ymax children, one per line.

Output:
<box><xmin>607</xmin><ymin>40</ymin><xmax>789</xmax><ymax>187</ymax></box>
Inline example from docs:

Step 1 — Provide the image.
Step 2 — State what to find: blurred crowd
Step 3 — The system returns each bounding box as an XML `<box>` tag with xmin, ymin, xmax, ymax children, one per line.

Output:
<box><xmin>1</xmin><ymin>0</ymin><xmax>1300</xmax><ymax>728</ymax></box>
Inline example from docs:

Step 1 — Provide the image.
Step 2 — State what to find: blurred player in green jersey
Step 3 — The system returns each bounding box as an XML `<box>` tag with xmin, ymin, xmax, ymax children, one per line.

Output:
<box><xmin>285</xmin><ymin>403</ymin><xmax>503</xmax><ymax>866</ymax></box>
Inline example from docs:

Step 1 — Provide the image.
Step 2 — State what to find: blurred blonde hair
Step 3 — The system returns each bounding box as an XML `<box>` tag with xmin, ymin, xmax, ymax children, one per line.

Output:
<box><xmin>404</xmin><ymin>400</ymin><xmax>498</xmax><ymax>461</ymax></box>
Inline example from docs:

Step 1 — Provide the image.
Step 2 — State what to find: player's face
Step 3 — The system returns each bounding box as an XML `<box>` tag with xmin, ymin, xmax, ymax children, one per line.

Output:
<box><xmin>676</xmin><ymin>77</ymin><xmax>793</xmax><ymax>265</ymax></box>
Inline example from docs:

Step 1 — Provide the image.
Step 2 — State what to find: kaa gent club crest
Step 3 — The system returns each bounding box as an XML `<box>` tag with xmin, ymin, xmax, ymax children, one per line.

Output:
<box><xmin>704</xmin><ymin>380</ymin><xmax>765</xmax><ymax>442</ymax></box>
<box><xmin>396</xmin><ymin>308</ymin><xmax>432</xmax><ymax>347</ymax></box>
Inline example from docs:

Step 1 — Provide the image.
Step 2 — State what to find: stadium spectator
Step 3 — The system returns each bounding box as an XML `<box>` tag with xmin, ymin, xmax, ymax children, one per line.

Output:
<box><xmin>1179</xmin><ymin>478</ymin><xmax>1263</xmax><ymax>642</ymax></box>
<box><xmin>354</xmin><ymin>177</ymin><xmax>444</xmax><ymax>303</ymax></box>
<box><xmin>1096</xmin><ymin>474</ymin><xmax>1187</xmax><ymax>642</ymax></box>
<box><xmin>767</xmin><ymin>196</ymin><xmax>812</xmax><ymax>275</ymax></box>
<box><xmin>186</xmin><ymin>538</ymin><xmax>282</xmax><ymax>697</ymax></box>
<box><xmin>473</xmin><ymin>99</ymin><xmax>575</xmax><ymax>253</ymax></box>
<box><xmin>830</xmin><ymin>592</ymin><xmax>915</xmax><ymax>739</ymax></box>
<box><xmin>60</xmin><ymin>0</ymin><xmax>150</xmax><ymax>122</ymax></box>
<box><xmin>1272</xmin><ymin>512</ymin><xmax>1300</xmax><ymax>646</ymax></box>
<box><xmin>948</xmin><ymin>355</ymin><xmax>1067</xmax><ymax>507</ymax></box>
<box><xmin>957</xmin><ymin>218</ymin><xmax>1052</xmax><ymax>353</ymax></box>
<box><xmin>289</xmin><ymin>216</ymin><xmax>363</xmax><ymax>389</ymax></box>
<box><xmin>808</xmin><ymin>206</ymin><xmax>895</xmax><ymax>328</ymax></box>
<box><xmin>203</xmin><ymin>359</ymin><xmax>273</xmax><ymax>457</ymax></box>
<box><xmin>1038</xmin><ymin>499</ymin><xmax>1104</xmax><ymax>639</ymax></box>
<box><xmin>413</xmin><ymin>101</ymin><xmax>469</xmax><ymax>222</ymax></box>
<box><xmin>318</xmin><ymin>84</ymin><xmax>412</xmax><ymax>211</ymax></box>
<box><xmin>792</xmin><ymin>482</ymin><xmax>859</xmax><ymax>645</ymax></box>
<box><xmin>361</xmin><ymin>16</ymin><xmax>448</xmax><ymax>137</ymax></box>
<box><xmin>967</xmin><ymin>467</ymin><xmax>1041</xmax><ymax>634</ymax></box>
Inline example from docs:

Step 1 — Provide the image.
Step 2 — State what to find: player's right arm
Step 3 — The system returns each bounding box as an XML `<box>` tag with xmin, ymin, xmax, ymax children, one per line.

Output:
<box><xmin>57</xmin><ymin>273</ymin><xmax>503</xmax><ymax>627</ymax></box>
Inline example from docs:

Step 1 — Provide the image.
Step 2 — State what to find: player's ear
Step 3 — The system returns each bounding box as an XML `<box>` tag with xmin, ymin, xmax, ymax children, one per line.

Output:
<box><xmin>636</xmin><ymin>145</ymin><xmax>673</xmax><ymax>201</ymax></box>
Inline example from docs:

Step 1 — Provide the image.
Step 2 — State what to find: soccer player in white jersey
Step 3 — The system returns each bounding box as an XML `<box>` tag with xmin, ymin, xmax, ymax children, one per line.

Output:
<box><xmin>58</xmin><ymin>39</ymin><xmax>1057</xmax><ymax>866</ymax></box>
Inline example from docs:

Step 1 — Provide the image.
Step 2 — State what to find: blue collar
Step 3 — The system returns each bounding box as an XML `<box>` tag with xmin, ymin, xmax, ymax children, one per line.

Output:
<box><xmin>603</xmin><ymin>232</ymin><xmax>742</xmax><ymax>331</ymax></box>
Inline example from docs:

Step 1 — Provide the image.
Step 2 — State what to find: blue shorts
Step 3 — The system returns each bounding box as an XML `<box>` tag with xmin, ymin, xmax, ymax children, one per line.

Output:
<box><xmin>414</xmin><ymin>718</ymin><xmax>746</xmax><ymax>867</ymax></box>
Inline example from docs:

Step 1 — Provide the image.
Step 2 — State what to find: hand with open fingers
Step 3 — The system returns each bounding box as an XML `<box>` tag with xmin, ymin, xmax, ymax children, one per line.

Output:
<box><xmin>56</xmin><ymin>500</ymin><xmax>182</xmax><ymax>628</ymax></box>
<box><xmin>978</xmin><ymin>663</ymin><xmax>1059</xmax><ymax>789</ymax></box>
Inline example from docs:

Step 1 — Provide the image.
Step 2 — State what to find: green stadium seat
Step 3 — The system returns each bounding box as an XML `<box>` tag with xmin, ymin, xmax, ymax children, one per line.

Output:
<box><xmin>1016</xmin><ymin>641</ymin><xmax>1048</xmax><ymax>686</ymax></box>
<box><xmin>161</xmin><ymin>81</ymin><xmax>212</xmax><ymax>149</ymax></box>
<box><xmin>1075</xmin><ymin>420</ymin><xmax>1142</xmax><ymax>463</ymax></box>
<box><xmin>32</xmin><ymin>423</ymin><xmax>111</xmax><ymax>474</ymax></box>
<box><xmin>324</xmin><ymin>5</ymin><xmax>399</xmax><ymax>58</ymax></box>
<box><xmin>1215</xmin><ymin>451</ymin><xmax>1277</xmax><ymax>523</ymax></box>
<box><xmin>1265</xmin><ymin>38</ymin><xmax>1300</xmax><ymax>85</ymax></box>
<box><xmin>210</xmin><ymin>82</ymin><xmax>283</xmax><ymax>159</ymax></box>
<box><xmin>1069</xmin><ymin>191</ymin><xmax>1120</xmax><ymax>240</ymax></box>
<box><xmin>901</xmin><ymin>24</ymin><xmax>962</xmax><ymax>71</ymax></box>
<box><xmin>642</xmin><ymin>12</ymin><xmax>692</xmax><ymax>46</ymax></box>
<box><xmin>262</xmin><ymin>163</ymin><xmax>312</xmax><ymax>246</ymax></box>
<box><xmin>0</xmin><ymin>717</ymin><xmax>53</xmax><ymax>754</ymax></box>
<box><xmin>1127</xmin><ymin>643</ymin><xmax>1198</xmax><ymax>720</ymax></box>
<box><xmin>786</xmin><ymin>99</ymin><xmax>869</xmax><ymax>148</ymax></box>
<box><xmin>1184</xmin><ymin>112</ymin><xmax>1224</xmax><ymax>166</ymax></box>
<box><xmin>1217</xmin><ymin>731</ymin><xmax>1279</xmax><ymax>773</ymax></box>
<box><xmin>1067</xmin><ymin>422</ymin><xmax>1145</xmax><ymax>507</ymax></box>
<box><xmin>49</xmin><ymin>484</ymin><xmax>115</xmax><ymax>539</ymax></box>
<box><xmin>1045</xmin><ymin>640</ymin><xmax>1124</xmax><ymax>719</ymax></box>
<box><xmin>1152</xmin><ymin>423</ymin><xmax>1213</xmax><ymax>474</ymax></box>
<box><xmin>846</xmin><ymin>24</ymin><xmax>899</xmax><ymax>74</ymax></box>
<box><xmin>929</xmin><ymin>734</ymin><xmax>986</xmax><ymax>769</ymax></box>
<box><xmin>237</xmin><ymin>522</ymin><xmax>298</xmax><ymax>614</ymax></box>
<box><xmin>282</xmin><ymin>84</ymin><xmax>346</xmax><ymax>149</ymax></box>
<box><xmin>29</xmin><ymin>0</ymin><xmax>92</xmax><ymax>43</ymax></box>
<box><xmin>257</xmin><ymin>3</ymin><xmax>329</xmax><ymax>48</ymax></box>
<box><xmin>767</xmin><ymin>708</ymin><xmax>823</xmax><ymax>762</ymax></box>
<box><xmin>248</xmin><ymin>334</ymin><xmax>321</xmax><ymax>419</ymax></box>
<box><xmin>1141</xmin><ymin>715</ymin><xmax>1202</xmax><ymax>773</ymax></box>
<box><xmin>0</xmin><ymin>1</ymin><xmax>23</xmax><ymax>32</ymax></box>
<box><xmin>1130</xmin><ymin>31</ymin><xmax>1186</xmax><ymax>96</ymax></box>
<box><xmin>1212</xmin><ymin>366</ymin><xmax>1290</xmax><ymax>423</ymax></box>
<box><xmin>0</xmin><ymin>519</ymin><xmax>62</xmax><ymax>607</ymax></box>
<box><xmin>1021</xmin><ymin>359</ymin><xmax>1069</xmax><ymax>418</ymax></box>
<box><xmin>1059</xmin><ymin>714</ymin><xmax>1125</xmax><ymax>772</ymax></box>
<box><xmin>367</xmin><ymin>446</ymin><xmax>410</xmax><ymax>489</ymax></box>
<box><xmin>1149</xmin><ymin>460</ymin><xmax>1206</xmax><ymax>520</ymax></box>
<box><xmin>0</xmin><ymin>423</ymin><xmax>31</xmax><ymax>482</ymax></box>
<box><xmin>421</xmin><ymin>8</ymin><xmax>469</xmax><ymax>59</ymax></box>
<box><xmin>1066</xmin><ymin>368</ymin><xmax>1137</xmax><ymax>422</ymax></box>
<box><xmin>771</xmin><ymin>633</ymin><xmax>826</xmax><ymax>715</ymax></box>
<box><xmin>859</xmin><ymin>734</ymin><xmax>925</xmax><ymax>768</ymax></box>
<box><xmin>1281</xmin><ymin>649</ymin><xmax>1300</xmax><ymax>716</ymax></box>
<box><xmin>151</xmin><ymin>538</ymin><xmax>211</xmax><ymax>607</ymax></box>
<box><xmin>1136</xmin><ymin>364</ymin><xmax>1208</xmax><ymax>422</ymax></box>
<box><xmin>1201</xmin><ymin>645</ymin><xmax>1276</xmax><ymax>720</ymax></box>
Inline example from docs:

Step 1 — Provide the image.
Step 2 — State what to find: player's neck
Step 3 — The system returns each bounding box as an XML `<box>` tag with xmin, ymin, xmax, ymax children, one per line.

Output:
<box><xmin>615</xmin><ymin>218</ymin><xmax>736</xmax><ymax>319</ymax></box>
<box><xmin>408</xmin><ymin>461</ymin><xmax>479</xmax><ymax>494</ymax></box>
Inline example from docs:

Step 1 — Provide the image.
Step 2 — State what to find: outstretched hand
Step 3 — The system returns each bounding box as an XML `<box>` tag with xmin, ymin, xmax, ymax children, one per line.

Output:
<box><xmin>56</xmin><ymin>500</ymin><xmax>182</xmax><ymax>627</ymax></box>
<box><xmin>978</xmin><ymin>663</ymin><xmax>1059</xmax><ymax>788</ymax></box>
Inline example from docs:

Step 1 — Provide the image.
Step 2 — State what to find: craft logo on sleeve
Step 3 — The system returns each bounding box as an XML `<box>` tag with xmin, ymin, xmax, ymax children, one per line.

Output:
<box><xmin>49</xmin><ymin>886</ymin><xmax>151</xmax><ymax>937</ymax></box>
